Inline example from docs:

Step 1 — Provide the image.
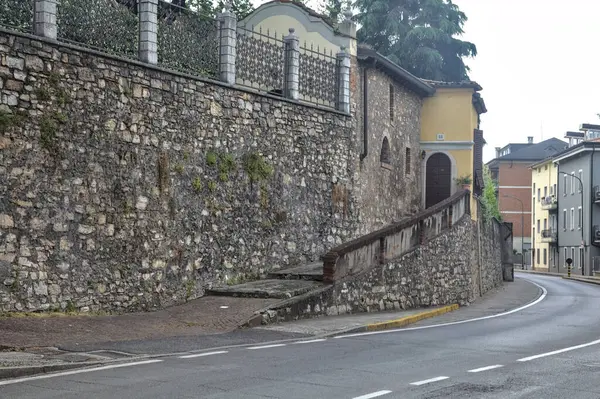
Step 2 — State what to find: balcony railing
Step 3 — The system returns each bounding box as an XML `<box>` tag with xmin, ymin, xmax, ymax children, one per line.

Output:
<box><xmin>594</xmin><ymin>226</ymin><xmax>600</xmax><ymax>244</ymax></box>
<box><xmin>541</xmin><ymin>196</ymin><xmax>558</xmax><ymax>211</ymax></box>
<box><xmin>541</xmin><ymin>229</ymin><xmax>557</xmax><ymax>243</ymax></box>
<box><xmin>594</xmin><ymin>186</ymin><xmax>600</xmax><ymax>204</ymax></box>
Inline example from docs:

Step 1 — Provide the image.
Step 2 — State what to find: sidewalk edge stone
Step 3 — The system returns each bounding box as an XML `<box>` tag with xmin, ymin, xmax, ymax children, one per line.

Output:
<box><xmin>0</xmin><ymin>361</ymin><xmax>102</xmax><ymax>380</ymax></box>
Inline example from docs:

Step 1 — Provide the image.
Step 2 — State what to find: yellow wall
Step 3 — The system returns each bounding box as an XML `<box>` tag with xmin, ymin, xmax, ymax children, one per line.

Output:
<box><xmin>421</xmin><ymin>88</ymin><xmax>479</xmax><ymax>220</ymax></box>
<box><xmin>531</xmin><ymin>160</ymin><xmax>559</xmax><ymax>271</ymax></box>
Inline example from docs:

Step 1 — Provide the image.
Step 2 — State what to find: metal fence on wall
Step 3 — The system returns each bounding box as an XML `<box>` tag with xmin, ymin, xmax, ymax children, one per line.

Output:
<box><xmin>57</xmin><ymin>0</ymin><xmax>139</xmax><ymax>59</ymax></box>
<box><xmin>298</xmin><ymin>43</ymin><xmax>338</xmax><ymax>108</ymax></box>
<box><xmin>236</xmin><ymin>26</ymin><xmax>285</xmax><ymax>94</ymax></box>
<box><xmin>0</xmin><ymin>0</ymin><xmax>34</xmax><ymax>33</ymax></box>
<box><xmin>157</xmin><ymin>0</ymin><xmax>219</xmax><ymax>79</ymax></box>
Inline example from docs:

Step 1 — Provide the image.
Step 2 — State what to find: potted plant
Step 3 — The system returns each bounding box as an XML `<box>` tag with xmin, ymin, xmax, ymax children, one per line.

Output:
<box><xmin>455</xmin><ymin>175</ymin><xmax>472</xmax><ymax>190</ymax></box>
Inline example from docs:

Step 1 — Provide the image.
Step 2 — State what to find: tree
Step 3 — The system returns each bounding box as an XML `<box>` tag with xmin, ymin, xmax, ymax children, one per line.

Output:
<box><xmin>322</xmin><ymin>0</ymin><xmax>351</xmax><ymax>24</ymax></box>
<box><xmin>355</xmin><ymin>0</ymin><xmax>477</xmax><ymax>81</ymax></box>
<box><xmin>186</xmin><ymin>0</ymin><xmax>254</xmax><ymax>18</ymax></box>
<box><xmin>480</xmin><ymin>165</ymin><xmax>502</xmax><ymax>222</ymax></box>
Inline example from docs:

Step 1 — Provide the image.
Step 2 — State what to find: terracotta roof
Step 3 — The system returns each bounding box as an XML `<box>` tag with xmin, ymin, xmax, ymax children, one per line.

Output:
<box><xmin>420</xmin><ymin>79</ymin><xmax>483</xmax><ymax>91</ymax></box>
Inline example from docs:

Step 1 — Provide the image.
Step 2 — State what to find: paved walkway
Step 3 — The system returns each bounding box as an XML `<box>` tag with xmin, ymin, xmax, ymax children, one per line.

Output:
<box><xmin>0</xmin><ymin>296</ymin><xmax>277</xmax><ymax>349</ymax></box>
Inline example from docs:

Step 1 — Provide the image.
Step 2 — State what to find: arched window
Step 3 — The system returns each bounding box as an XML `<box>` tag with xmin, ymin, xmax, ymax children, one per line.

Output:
<box><xmin>380</xmin><ymin>137</ymin><xmax>390</xmax><ymax>165</ymax></box>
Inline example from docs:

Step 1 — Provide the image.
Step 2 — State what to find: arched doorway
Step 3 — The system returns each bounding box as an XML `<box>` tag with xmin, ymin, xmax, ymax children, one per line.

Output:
<box><xmin>425</xmin><ymin>153</ymin><xmax>452</xmax><ymax>208</ymax></box>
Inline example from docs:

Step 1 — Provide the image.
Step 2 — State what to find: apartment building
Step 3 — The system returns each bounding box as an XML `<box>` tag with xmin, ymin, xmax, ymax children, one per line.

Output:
<box><xmin>487</xmin><ymin>137</ymin><xmax>568</xmax><ymax>261</ymax></box>
<box><xmin>530</xmin><ymin>158</ymin><xmax>559</xmax><ymax>271</ymax></box>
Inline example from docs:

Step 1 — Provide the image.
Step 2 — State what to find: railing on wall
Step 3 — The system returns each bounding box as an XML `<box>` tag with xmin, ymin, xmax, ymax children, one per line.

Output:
<box><xmin>236</xmin><ymin>26</ymin><xmax>285</xmax><ymax>93</ymax></box>
<box><xmin>57</xmin><ymin>0</ymin><xmax>139</xmax><ymax>59</ymax></box>
<box><xmin>3</xmin><ymin>0</ymin><xmax>351</xmax><ymax>113</ymax></box>
<box><xmin>157</xmin><ymin>1</ymin><xmax>219</xmax><ymax>79</ymax></box>
<box><xmin>322</xmin><ymin>190</ymin><xmax>471</xmax><ymax>283</ymax></box>
<box><xmin>0</xmin><ymin>0</ymin><xmax>33</xmax><ymax>33</ymax></box>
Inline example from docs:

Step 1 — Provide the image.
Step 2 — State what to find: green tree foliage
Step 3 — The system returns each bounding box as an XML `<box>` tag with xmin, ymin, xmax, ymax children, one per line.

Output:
<box><xmin>480</xmin><ymin>165</ymin><xmax>502</xmax><ymax>222</ymax></box>
<box><xmin>322</xmin><ymin>0</ymin><xmax>351</xmax><ymax>24</ymax></box>
<box><xmin>185</xmin><ymin>0</ymin><xmax>254</xmax><ymax>18</ymax></box>
<box><xmin>354</xmin><ymin>0</ymin><xmax>477</xmax><ymax>81</ymax></box>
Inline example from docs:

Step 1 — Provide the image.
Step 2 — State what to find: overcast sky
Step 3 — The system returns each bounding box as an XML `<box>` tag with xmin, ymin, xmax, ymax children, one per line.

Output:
<box><xmin>253</xmin><ymin>0</ymin><xmax>600</xmax><ymax>162</ymax></box>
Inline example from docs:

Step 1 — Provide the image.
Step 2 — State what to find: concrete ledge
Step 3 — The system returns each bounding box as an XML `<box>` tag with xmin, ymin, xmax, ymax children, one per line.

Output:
<box><xmin>562</xmin><ymin>276</ymin><xmax>600</xmax><ymax>285</ymax></box>
<box><xmin>516</xmin><ymin>270</ymin><xmax>564</xmax><ymax>277</ymax></box>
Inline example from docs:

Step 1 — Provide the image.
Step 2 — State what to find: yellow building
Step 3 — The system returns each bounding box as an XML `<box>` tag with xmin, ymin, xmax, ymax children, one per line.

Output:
<box><xmin>420</xmin><ymin>81</ymin><xmax>487</xmax><ymax>220</ymax></box>
<box><xmin>530</xmin><ymin>158</ymin><xmax>559</xmax><ymax>271</ymax></box>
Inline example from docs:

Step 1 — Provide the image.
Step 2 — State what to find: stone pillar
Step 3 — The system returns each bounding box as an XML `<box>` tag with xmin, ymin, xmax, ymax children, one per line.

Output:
<box><xmin>217</xmin><ymin>2</ymin><xmax>237</xmax><ymax>85</ymax></box>
<box><xmin>283</xmin><ymin>28</ymin><xmax>300</xmax><ymax>101</ymax></box>
<box><xmin>34</xmin><ymin>0</ymin><xmax>58</xmax><ymax>40</ymax></box>
<box><xmin>139</xmin><ymin>0</ymin><xmax>158</xmax><ymax>65</ymax></box>
<box><xmin>336</xmin><ymin>48</ymin><xmax>351</xmax><ymax>114</ymax></box>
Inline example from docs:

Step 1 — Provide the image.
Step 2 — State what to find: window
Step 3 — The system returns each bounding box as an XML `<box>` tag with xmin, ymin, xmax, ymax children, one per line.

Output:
<box><xmin>380</xmin><ymin>137</ymin><xmax>391</xmax><ymax>165</ymax></box>
<box><xmin>571</xmin><ymin>247</ymin><xmax>576</xmax><ymax>267</ymax></box>
<box><xmin>580</xmin><ymin>247</ymin><xmax>585</xmax><ymax>270</ymax></box>
<box><xmin>543</xmin><ymin>248</ymin><xmax>547</xmax><ymax>265</ymax></box>
<box><xmin>537</xmin><ymin>248</ymin><xmax>540</xmax><ymax>265</ymax></box>
<box><xmin>537</xmin><ymin>219</ymin><xmax>540</xmax><ymax>232</ymax></box>
<box><xmin>570</xmin><ymin>208</ymin><xmax>575</xmax><ymax>230</ymax></box>
<box><xmin>405</xmin><ymin>148</ymin><xmax>411</xmax><ymax>175</ymax></box>
<box><xmin>533</xmin><ymin>183</ymin><xmax>536</xmax><ymax>197</ymax></box>
<box><xmin>537</xmin><ymin>188</ymin><xmax>541</xmax><ymax>202</ymax></box>
<box><xmin>389</xmin><ymin>84</ymin><xmax>394</xmax><ymax>121</ymax></box>
<box><xmin>543</xmin><ymin>218</ymin><xmax>547</xmax><ymax>231</ymax></box>
<box><xmin>564</xmin><ymin>247</ymin><xmax>568</xmax><ymax>265</ymax></box>
<box><xmin>571</xmin><ymin>172</ymin><xmax>575</xmax><ymax>195</ymax></box>
<box><xmin>578</xmin><ymin>207</ymin><xmax>582</xmax><ymax>229</ymax></box>
<box><xmin>553</xmin><ymin>184</ymin><xmax>557</xmax><ymax>195</ymax></box>
<box><xmin>563</xmin><ymin>174</ymin><xmax>567</xmax><ymax>195</ymax></box>
<box><xmin>579</xmin><ymin>170</ymin><xmax>583</xmax><ymax>193</ymax></box>
<box><xmin>563</xmin><ymin>209</ymin><xmax>567</xmax><ymax>231</ymax></box>
<box><xmin>544</xmin><ymin>186</ymin><xmax>547</xmax><ymax>199</ymax></box>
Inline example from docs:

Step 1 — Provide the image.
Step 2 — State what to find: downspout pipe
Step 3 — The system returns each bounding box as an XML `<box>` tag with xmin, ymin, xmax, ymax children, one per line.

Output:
<box><xmin>360</xmin><ymin>67</ymin><xmax>369</xmax><ymax>161</ymax></box>
<box><xmin>590</xmin><ymin>146</ymin><xmax>595</xmax><ymax>275</ymax></box>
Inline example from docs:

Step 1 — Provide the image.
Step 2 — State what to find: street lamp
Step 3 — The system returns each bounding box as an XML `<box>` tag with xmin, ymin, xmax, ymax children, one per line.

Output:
<box><xmin>504</xmin><ymin>194</ymin><xmax>525</xmax><ymax>270</ymax></box>
<box><xmin>558</xmin><ymin>171</ymin><xmax>585</xmax><ymax>275</ymax></box>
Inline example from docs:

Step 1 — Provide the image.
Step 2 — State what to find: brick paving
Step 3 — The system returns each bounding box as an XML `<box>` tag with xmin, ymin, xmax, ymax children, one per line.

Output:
<box><xmin>0</xmin><ymin>296</ymin><xmax>277</xmax><ymax>349</ymax></box>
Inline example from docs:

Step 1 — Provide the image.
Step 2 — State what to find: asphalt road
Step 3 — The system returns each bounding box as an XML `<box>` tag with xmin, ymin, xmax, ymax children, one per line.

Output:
<box><xmin>3</xmin><ymin>274</ymin><xmax>600</xmax><ymax>398</ymax></box>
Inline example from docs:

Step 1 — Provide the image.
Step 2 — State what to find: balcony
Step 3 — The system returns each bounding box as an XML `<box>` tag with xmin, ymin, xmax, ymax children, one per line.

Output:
<box><xmin>594</xmin><ymin>186</ymin><xmax>600</xmax><ymax>204</ymax></box>
<box><xmin>541</xmin><ymin>229</ymin><xmax>557</xmax><ymax>244</ymax></box>
<box><xmin>595</xmin><ymin>226</ymin><xmax>600</xmax><ymax>245</ymax></box>
<box><xmin>541</xmin><ymin>196</ymin><xmax>558</xmax><ymax>211</ymax></box>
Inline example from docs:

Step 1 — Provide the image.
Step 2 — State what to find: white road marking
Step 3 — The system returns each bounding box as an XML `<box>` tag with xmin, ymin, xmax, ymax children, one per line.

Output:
<box><xmin>220</xmin><ymin>306</ymin><xmax>229</xmax><ymax>309</ymax></box>
<box><xmin>353</xmin><ymin>390</ymin><xmax>392</xmax><ymax>399</ymax></box>
<box><xmin>179</xmin><ymin>351</ymin><xmax>229</xmax><ymax>359</ymax></box>
<box><xmin>517</xmin><ymin>339</ymin><xmax>600</xmax><ymax>362</ymax></box>
<box><xmin>335</xmin><ymin>279</ymin><xmax>547</xmax><ymax>339</ymax></box>
<box><xmin>409</xmin><ymin>376</ymin><xmax>449</xmax><ymax>386</ymax></box>
<box><xmin>468</xmin><ymin>365</ymin><xmax>503</xmax><ymax>373</ymax></box>
<box><xmin>0</xmin><ymin>359</ymin><xmax>163</xmax><ymax>386</ymax></box>
<box><xmin>247</xmin><ymin>344</ymin><xmax>287</xmax><ymax>350</ymax></box>
<box><xmin>293</xmin><ymin>339</ymin><xmax>327</xmax><ymax>344</ymax></box>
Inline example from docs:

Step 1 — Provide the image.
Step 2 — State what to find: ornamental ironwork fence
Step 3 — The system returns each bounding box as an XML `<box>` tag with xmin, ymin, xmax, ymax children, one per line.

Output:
<box><xmin>0</xmin><ymin>0</ymin><xmax>33</xmax><ymax>33</ymax></box>
<box><xmin>298</xmin><ymin>43</ymin><xmax>338</xmax><ymax>108</ymax></box>
<box><xmin>235</xmin><ymin>26</ymin><xmax>285</xmax><ymax>94</ymax></box>
<box><xmin>157</xmin><ymin>0</ymin><xmax>219</xmax><ymax>79</ymax></box>
<box><xmin>57</xmin><ymin>0</ymin><xmax>139</xmax><ymax>59</ymax></box>
<box><xmin>0</xmin><ymin>0</ymin><xmax>351</xmax><ymax>113</ymax></box>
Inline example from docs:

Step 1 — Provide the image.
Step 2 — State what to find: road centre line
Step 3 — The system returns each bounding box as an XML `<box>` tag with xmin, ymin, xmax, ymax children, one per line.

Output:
<box><xmin>247</xmin><ymin>344</ymin><xmax>287</xmax><ymax>350</ymax></box>
<box><xmin>293</xmin><ymin>339</ymin><xmax>327</xmax><ymax>344</ymax></box>
<box><xmin>179</xmin><ymin>351</ymin><xmax>228</xmax><ymax>359</ymax></box>
<box><xmin>517</xmin><ymin>339</ymin><xmax>600</xmax><ymax>362</ymax></box>
<box><xmin>335</xmin><ymin>280</ymin><xmax>547</xmax><ymax>339</ymax></box>
<box><xmin>0</xmin><ymin>359</ymin><xmax>164</xmax><ymax>386</ymax></box>
<box><xmin>409</xmin><ymin>376</ymin><xmax>449</xmax><ymax>386</ymax></box>
<box><xmin>353</xmin><ymin>390</ymin><xmax>392</xmax><ymax>399</ymax></box>
<box><xmin>468</xmin><ymin>365</ymin><xmax>503</xmax><ymax>373</ymax></box>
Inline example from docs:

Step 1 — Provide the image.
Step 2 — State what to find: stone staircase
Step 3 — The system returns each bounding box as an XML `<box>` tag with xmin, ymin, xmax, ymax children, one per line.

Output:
<box><xmin>207</xmin><ymin>262</ymin><xmax>325</xmax><ymax>300</ymax></box>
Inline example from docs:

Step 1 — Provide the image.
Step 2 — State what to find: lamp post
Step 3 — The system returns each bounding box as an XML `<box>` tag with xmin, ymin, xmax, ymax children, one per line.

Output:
<box><xmin>504</xmin><ymin>195</ymin><xmax>525</xmax><ymax>270</ymax></box>
<box><xmin>558</xmin><ymin>171</ymin><xmax>585</xmax><ymax>275</ymax></box>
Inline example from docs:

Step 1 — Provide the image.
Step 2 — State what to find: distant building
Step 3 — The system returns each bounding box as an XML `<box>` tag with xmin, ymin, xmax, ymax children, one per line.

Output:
<box><xmin>487</xmin><ymin>138</ymin><xmax>568</xmax><ymax>261</ymax></box>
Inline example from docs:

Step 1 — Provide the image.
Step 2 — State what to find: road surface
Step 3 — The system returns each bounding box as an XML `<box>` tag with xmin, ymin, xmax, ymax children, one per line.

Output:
<box><xmin>2</xmin><ymin>274</ymin><xmax>600</xmax><ymax>398</ymax></box>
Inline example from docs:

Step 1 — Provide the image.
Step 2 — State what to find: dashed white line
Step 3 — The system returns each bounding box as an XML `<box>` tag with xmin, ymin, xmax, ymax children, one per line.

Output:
<box><xmin>179</xmin><ymin>351</ymin><xmax>229</xmax><ymax>359</ymax></box>
<box><xmin>247</xmin><ymin>344</ymin><xmax>287</xmax><ymax>350</ymax></box>
<box><xmin>468</xmin><ymin>365</ymin><xmax>503</xmax><ymax>373</ymax></box>
<box><xmin>293</xmin><ymin>339</ymin><xmax>327</xmax><ymax>344</ymax></box>
<box><xmin>409</xmin><ymin>376</ymin><xmax>449</xmax><ymax>386</ymax></box>
<box><xmin>334</xmin><ymin>280</ymin><xmax>547</xmax><ymax>339</ymax></box>
<box><xmin>353</xmin><ymin>390</ymin><xmax>392</xmax><ymax>399</ymax></box>
<box><xmin>517</xmin><ymin>338</ymin><xmax>600</xmax><ymax>362</ymax></box>
<box><xmin>0</xmin><ymin>359</ymin><xmax>164</xmax><ymax>386</ymax></box>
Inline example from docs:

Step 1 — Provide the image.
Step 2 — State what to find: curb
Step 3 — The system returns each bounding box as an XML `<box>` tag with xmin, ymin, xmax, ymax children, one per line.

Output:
<box><xmin>0</xmin><ymin>361</ymin><xmax>102</xmax><ymax>380</ymax></box>
<box><xmin>339</xmin><ymin>304</ymin><xmax>460</xmax><ymax>335</ymax></box>
<box><xmin>562</xmin><ymin>276</ymin><xmax>600</xmax><ymax>286</ymax></box>
<box><xmin>515</xmin><ymin>270</ymin><xmax>564</xmax><ymax>277</ymax></box>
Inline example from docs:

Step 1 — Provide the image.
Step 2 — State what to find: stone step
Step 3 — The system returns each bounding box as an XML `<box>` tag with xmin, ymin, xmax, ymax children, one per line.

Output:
<box><xmin>267</xmin><ymin>262</ymin><xmax>324</xmax><ymax>281</ymax></box>
<box><xmin>207</xmin><ymin>279</ymin><xmax>324</xmax><ymax>299</ymax></box>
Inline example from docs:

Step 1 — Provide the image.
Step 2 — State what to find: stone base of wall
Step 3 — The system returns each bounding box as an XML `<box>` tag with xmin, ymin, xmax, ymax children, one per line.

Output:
<box><xmin>258</xmin><ymin>215</ymin><xmax>505</xmax><ymax>324</ymax></box>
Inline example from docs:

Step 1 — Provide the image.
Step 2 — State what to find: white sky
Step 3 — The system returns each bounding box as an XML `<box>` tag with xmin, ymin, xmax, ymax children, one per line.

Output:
<box><xmin>253</xmin><ymin>0</ymin><xmax>600</xmax><ymax>162</ymax></box>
